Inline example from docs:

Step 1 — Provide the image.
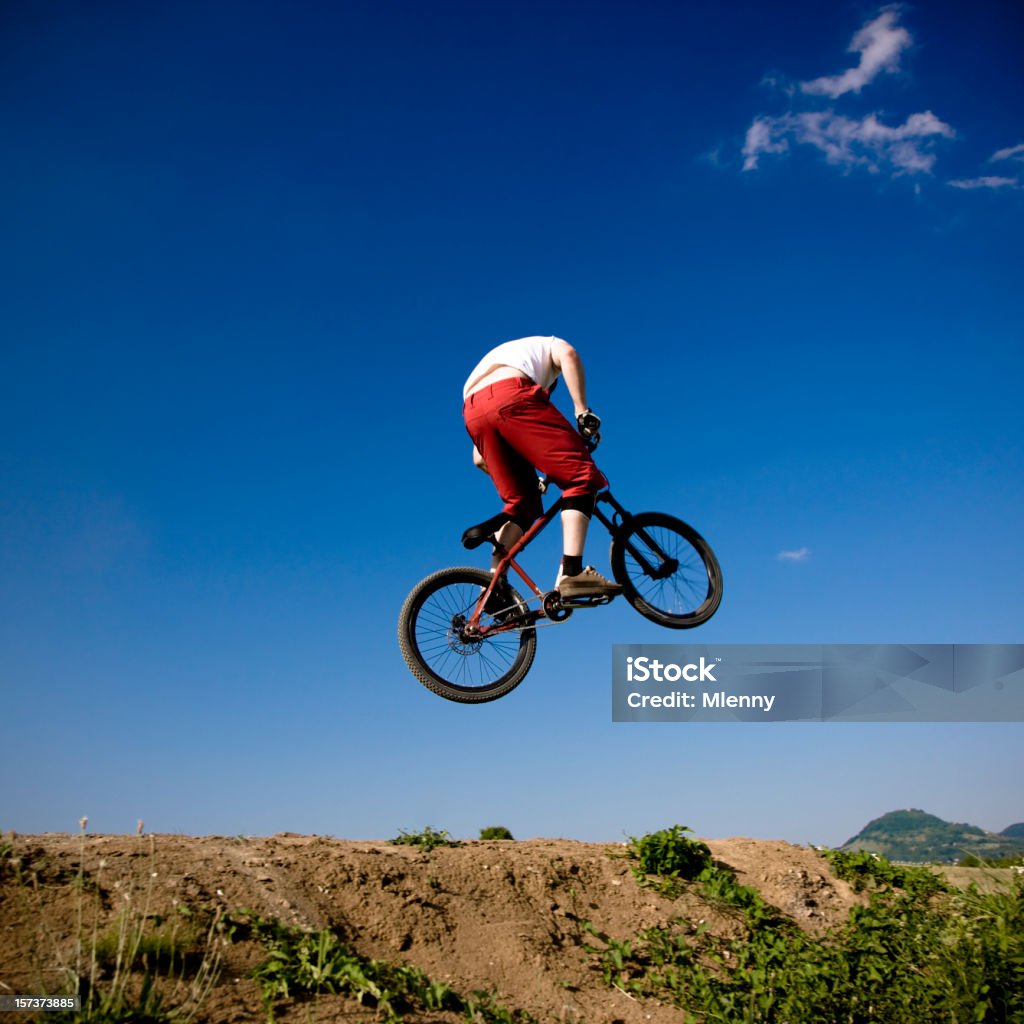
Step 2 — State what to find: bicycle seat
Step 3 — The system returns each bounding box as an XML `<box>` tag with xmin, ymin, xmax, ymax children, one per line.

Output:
<box><xmin>461</xmin><ymin>512</ymin><xmax>512</xmax><ymax>550</ymax></box>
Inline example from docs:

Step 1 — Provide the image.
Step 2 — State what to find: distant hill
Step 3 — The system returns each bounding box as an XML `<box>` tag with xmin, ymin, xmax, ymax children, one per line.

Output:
<box><xmin>842</xmin><ymin>809</ymin><xmax>1024</xmax><ymax>864</ymax></box>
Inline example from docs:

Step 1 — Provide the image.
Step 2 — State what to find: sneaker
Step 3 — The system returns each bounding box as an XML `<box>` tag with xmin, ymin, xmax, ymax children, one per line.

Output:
<box><xmin>556</xmin><ymin>566</ymin><xmax>623</xmax><ymax>598</ymax></box>
<box><xmin>482</xmin><ymin>577</ymin><xmax>515</xmax><ymax>619</ymax></box>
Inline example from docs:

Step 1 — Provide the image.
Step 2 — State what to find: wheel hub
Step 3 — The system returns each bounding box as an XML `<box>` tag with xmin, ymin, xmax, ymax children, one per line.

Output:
<box><xmin>449</xmin><ymin>614</ymin><xmax>483</xmax><ymax>654</ymax></box>
<box><xmin>649</xmin><ymin>557</ymin><xmax>679</xmax><ymax>581</ymax></box>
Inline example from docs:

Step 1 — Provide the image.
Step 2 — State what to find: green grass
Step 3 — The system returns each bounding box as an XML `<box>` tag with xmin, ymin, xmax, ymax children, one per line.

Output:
<box><xmin>582</xmin><ymin>826</ymin><xmax>1024</xmax><ymax>1023</ymax></box>
<box><xmin>2</xmin><ymin>824</ymin><xmax>224</xmax><ymax>1024</ymax></box>
<box><xmin>227</xmin><ymin>910</ymin><xmax>537</xmax><ymax>1023</ymax></box>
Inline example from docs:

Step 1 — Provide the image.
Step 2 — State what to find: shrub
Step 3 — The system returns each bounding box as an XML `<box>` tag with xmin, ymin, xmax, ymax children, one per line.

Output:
<box><xmin>822</xmin><ymin>847</ymin><xmax>947</xmax><ymax>896</ymax></box>
<box><xmin>626</xmin><ymin>825</ymin><xmax>711</xmax><ymax>880</ymax></box>
<box><xmin>589</xmin><ymin>834</ymin><xmax>1024</xmax><ymax>1024</ymax></box>
<box><xmin>387</xmin><ymin>827</ymin><xmax>461</xmax><ymax>853</ymax></box>
<box><xmin>479</xmin><ymin>826</ymin><xmax>515</xmax><ymax>841</ymax></box>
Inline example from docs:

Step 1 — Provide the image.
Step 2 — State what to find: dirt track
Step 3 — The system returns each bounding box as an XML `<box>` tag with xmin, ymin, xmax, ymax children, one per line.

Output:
<box><xmin>1</xmin><ymin>833</ymin><xmax>868</xmax><ymax>1022</ymax></box>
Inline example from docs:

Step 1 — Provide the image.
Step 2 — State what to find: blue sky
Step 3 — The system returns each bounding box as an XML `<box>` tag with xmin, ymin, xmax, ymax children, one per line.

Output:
<box><xmin>2</xmin><ymin>0</ymin><xmax>1022</xmax><ymax>847</ymax></box>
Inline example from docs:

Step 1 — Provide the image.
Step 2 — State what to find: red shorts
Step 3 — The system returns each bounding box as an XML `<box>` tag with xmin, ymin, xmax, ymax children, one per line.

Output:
<box><xmin>463</xmin><ymin>377</ymin><xmax>606</xmax><ymax>523</ymax></box>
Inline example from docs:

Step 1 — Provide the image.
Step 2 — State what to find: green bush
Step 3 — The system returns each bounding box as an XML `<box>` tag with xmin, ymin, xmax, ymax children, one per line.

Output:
<box><xmin>821</xmin><ymin>847</ymin><xmax>947</xmax><ymax>895</ymax></box>
<box><xmin>479</xmin><ymin>826</ymin><xmax>515</xmax><ymax>841</ymax></box>
<box><xmin>626</xmin><ymin>825</ymin><xmax>711</xmax><ymax>881</ymax></box>
<box><xmin>387</xmin><ymin>826</ymin><xmax>461</xmax><ymax>853</ymax></box>
<box><xmin>590</xmin><ymin>830</ymin><xmax>1024</xmax><ymax>1023</ymax></box>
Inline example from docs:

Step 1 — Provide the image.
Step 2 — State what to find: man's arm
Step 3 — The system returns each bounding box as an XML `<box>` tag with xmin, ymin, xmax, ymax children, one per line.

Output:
<box><xmin>550</xmin><ymin>339</ymin><xmax>589</xmax><ymax>420</ymax></box>
<box><xmin>472</xmin><ymin>445</ymin><xmax>489</xmax><ymax>475</ymax></box>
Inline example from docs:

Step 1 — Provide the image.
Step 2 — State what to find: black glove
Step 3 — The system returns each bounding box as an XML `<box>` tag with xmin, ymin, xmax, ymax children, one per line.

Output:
<box><xmin>576</xmin><ymin>410</ymin><xmax>601</xmax><ymax>438</ymax></box>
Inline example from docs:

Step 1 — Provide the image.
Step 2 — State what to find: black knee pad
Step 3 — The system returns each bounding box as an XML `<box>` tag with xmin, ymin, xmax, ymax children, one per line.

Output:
<box><xmin>561</xmin><ymin>493</ymin><xmax>596</xmax><ymax>519</ymax></box>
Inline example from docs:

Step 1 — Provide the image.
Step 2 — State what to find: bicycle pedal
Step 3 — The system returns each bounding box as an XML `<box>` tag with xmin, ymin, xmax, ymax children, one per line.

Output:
<box><xmin>560</xmin><ymin>595</ymin><xmax>614</xmax><ymax>608</ymax></box>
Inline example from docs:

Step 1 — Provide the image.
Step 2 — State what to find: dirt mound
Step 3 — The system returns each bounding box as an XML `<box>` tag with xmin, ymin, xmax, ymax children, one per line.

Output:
<box><xmin>1</xmin><ymin>833</ymin><xmax>864</xmax><ymax>1022</ymax></box>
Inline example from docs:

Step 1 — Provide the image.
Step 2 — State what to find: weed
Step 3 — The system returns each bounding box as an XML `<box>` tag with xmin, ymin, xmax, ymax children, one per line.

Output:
<box><xmin>822</xmin><ymin>846</ymin><xmax>947</xmax><ymax>896</ymax></box>
<box><xmin>389</xmin><ymin>825</ymin><xmax>462</xmax><ymax>853</ymax></box>
<box><xmin>70</xmin><ymin>887</ymin><xmax>223</xmax><ymax>1021</ymax></box>
<box><xmin>0</xmin><ymin>833</ymin><xmax>27</xmax><ymax>886</ymax></box>
<box><xmin>589</xmin><ymin>828</ymin><xmax>1024</xmax><ymax>1023</ymax></box>
<box><xmin>462</xmin><ymin>988</ymin><xmax>538</xmax><ymax>1023</ymax></box>
<box><xmin>0</xmin><ymin>834</ymin><xmax>13</xmax><ymax>869</ymax></box>
<box><xmin>563</xmin><ymin>885</ymin><xmax>588</xmax><ymax>946</ymax></box>
<box><xmin>626</xmin><ymin>824</ymin><xmax>711</xmax><ymax>887</ymax></box>
<box><xmin>230</xmin><ymin>911</ymin><xmax>537</xmax><ymax>1023</ymax></box>
<box><xmin>6</xmin><ymin>822</ymin><xmax>226</xmax><ymax>1023</ymax></box>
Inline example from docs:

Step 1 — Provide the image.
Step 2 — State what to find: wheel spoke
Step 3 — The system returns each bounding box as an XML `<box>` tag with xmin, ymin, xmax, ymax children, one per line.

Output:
<box><xmin>403</xmin><ymin>571</ymin><xmax>535</xmax><ymax>696</ymax></box>
<box><xmin>612</xmin><ymin>514</ymin><xmax>722</xmax><ymax>628</ymax></box>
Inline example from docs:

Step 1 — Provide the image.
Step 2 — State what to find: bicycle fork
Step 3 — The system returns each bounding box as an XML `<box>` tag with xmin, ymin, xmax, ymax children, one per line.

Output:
<box><xmin>594</xmin><ymin>491</ymin><xmax>679</xmax><ymax>580</ymax></box>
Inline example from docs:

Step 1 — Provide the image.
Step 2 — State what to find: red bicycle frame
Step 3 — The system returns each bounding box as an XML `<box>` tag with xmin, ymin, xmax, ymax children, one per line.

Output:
<box><xmin>466</xmin><ymin>488</ymin><xmax>635</xmax><ymax>634</ymax></box>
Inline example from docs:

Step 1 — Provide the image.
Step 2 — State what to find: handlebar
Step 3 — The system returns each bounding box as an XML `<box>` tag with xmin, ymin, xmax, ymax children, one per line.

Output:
<box><xmin>576</xmin><ymin>410</ymin><xmax>601</xmax><ymax>438</ymax></box>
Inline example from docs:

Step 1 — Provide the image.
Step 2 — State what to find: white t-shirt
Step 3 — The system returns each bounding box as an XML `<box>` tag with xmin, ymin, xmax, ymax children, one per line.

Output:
<box><xmin>463</xmin><ymin>336</ymin><xmax>564</xmax><ymax>399</ymax></box>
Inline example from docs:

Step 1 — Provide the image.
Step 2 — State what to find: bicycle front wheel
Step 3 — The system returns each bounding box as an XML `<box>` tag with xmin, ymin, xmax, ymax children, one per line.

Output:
<box><xmin>398</xmin><ymin>567</ymin><xmax>537</xmax><ymax>703</ymax></box>
<box><xmin>610</xmin><ymin>512</ymin><xmax>722</xmax><ymax>628</ymax></box>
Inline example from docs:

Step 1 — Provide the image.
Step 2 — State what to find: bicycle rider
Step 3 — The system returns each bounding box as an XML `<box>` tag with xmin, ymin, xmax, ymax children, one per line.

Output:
<box><xmin>462</xmin><ymin>336</ymin><xmax>623</xmax><ymax>600</ymax></box>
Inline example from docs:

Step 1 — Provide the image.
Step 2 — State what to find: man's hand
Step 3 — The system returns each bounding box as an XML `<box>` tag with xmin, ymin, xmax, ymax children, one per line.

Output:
<box><xmin>576</xmin><ymin>410</ymin><xmax>601</xmax><ymax>438</ymax></box>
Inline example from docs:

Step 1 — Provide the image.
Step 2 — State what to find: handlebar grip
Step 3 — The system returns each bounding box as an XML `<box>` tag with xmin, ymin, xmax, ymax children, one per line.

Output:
<box><xmin>577</xmin><ymin>410</ymin><xmax>601</xmax><ymax>438</ymax></box>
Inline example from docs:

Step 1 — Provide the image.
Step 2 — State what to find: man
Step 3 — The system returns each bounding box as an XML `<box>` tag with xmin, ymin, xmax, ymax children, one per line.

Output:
<box><xmin>462</xmin><ymin>335</ymin><xmax>622</xmax><ymax>599</ymax></box>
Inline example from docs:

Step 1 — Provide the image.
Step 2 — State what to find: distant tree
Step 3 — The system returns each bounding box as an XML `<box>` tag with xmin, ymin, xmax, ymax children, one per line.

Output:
<box><xmin>479</xmin><ymin>826</ymin><xmax>514</xmax><ymax>840</ymax></box>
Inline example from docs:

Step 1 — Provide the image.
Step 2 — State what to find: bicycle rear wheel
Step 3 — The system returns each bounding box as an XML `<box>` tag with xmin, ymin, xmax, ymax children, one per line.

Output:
<box><xmin>398</xmin><ymin>567</ymin><xmax>537</xmax><ymax>703</ymax></box>
<box><xmin>610</xmin><ymin>512</ymin><xmax>722</xmax><ymax>628</ymax></box>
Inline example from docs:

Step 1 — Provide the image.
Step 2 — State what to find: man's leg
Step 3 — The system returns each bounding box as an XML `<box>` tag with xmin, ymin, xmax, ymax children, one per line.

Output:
<box><xmin>465</xmin><ymin>399</ymin><xmax>544</xmax><ymax>528</ymax></box>
<box><xmin>464</xmin><ymin>403</ymin><xmax>538</xmax><ymax>584</ymax></box>
<box><xmin>554</xmin><ymin>501</ymin><xmax>619</xmax><ymax>596</ymax></box>
<box><xmin>492</xmin><ymin>521</ymin><xmax>523</xmax><ymax>572</ymax></box>
<box><xmin>560</xmin><ymin>509</ymin><xmax>587</xmax><ymax>559</ymax></box>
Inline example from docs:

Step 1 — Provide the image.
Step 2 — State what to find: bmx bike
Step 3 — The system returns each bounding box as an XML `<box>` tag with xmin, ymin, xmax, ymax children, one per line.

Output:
<box><xmin>398</xmin><ymin>454</ymin><xmax>723</xmax><ymax>704</ymax></box>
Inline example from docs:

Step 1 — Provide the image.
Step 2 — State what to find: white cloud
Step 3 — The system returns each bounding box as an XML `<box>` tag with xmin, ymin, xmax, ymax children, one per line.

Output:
<box><xmin>948</xmin><ymin>176</ymin><xmax>1020</xmax><ymax>190</ymax></box>
<box><xmin>738</xmin><ymin>8</ymin><xmax>957</xmax><ymax>183</ymax></box>
<box><xmin>942</xmin><ymin>144</ymin><xmax>1024</xmax><ymax>192</ymax></box>
<box><xmin>777</xmin><ymin>547</ymin><xmax>811</xmax><ymax>562</ymax></box>
<box><xmin>990</xmin><ymin>143</ymin><xmax>1024</xmax><ymax>163</ymax></box>
<box><xmin>801</xmin><ymin>8</ymin><xmax>912</xmax><ymax>99</ymax></box>
<box><xmin>759</xmin><ymin>72</ymin><xmax>796</xmax><ymax>97</ymax></box>
<box><xmin>742</xmin><ymin>117</ymin><xmax>791</xmax><ymax>170</ymax></box>
<box><xmin>743</xmin><ymin>109</ymin><xmax>954</xmax><ymax>174</ymax></box>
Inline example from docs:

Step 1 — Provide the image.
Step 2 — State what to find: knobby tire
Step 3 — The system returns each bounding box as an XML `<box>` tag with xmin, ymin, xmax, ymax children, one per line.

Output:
<box><xmin>610</xmin><ymin>511</ymin><xmax>723</xmax><ymax>628</ymax></box>
<box><xmin>397</xmin><ymin>566</ymin><xmax>537</xmax><ymax>703</ymax></box>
